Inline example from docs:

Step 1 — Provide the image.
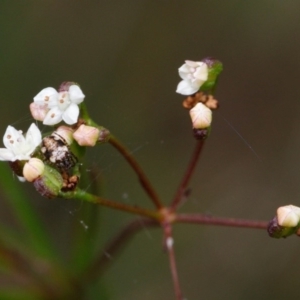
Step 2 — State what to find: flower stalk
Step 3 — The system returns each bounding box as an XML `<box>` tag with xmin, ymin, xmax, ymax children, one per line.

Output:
<box><xmin>170</xmin><ymin>139</ymin><xmax>205</xmax><ymax>211</ymax></box>
<box><xmin>62</xmin><ymin>189</ymin><xmax>160</xmax><ymax>220</ymax></box>
<box><xmin>108</xmin><ymin>135</ymin><xmax>164</xmax><ymax>209</ymax></box>
<box><xmin>175</xmin><ymin>214</ymin><xmax>268</xmax><ymax>229</ymax></box>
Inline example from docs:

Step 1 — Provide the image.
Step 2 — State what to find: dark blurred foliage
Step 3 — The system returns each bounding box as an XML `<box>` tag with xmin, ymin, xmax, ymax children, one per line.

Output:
<box><xmin>1</xmin><ymin>1</ymin><xmax>300</xmax><ymax>299</ymax></box>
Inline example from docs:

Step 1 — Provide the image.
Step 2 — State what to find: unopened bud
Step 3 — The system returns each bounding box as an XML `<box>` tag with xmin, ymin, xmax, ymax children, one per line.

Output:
<box><xmin>277</xmin><ymin>205</ymin><xmax>300</xmax><ymax>227</ymax></box>
<box><xmin>23</xmin><ymin>158</ymin><xmax>45</xmax><ymax>182</ymax></box>
<box><xmin>58</xmin><ymin>81</ymin><xmax>78</xmax><ymax>92</ymax></box>
<box><xmin>73</xmin><ymin>124</ymin><xmax>100</xmax><ymax>147</ymax></box>
<box><xmin>33</xmin><ymin>165</ymin><xmax>63</xmax><ymax>199</ymax></box>
<box><xmin>189</xmin><ymin>103</ymin><xmax>212</xmax><ymax>129</ymax></box>
<box><xmin>55</xmin><ymin>126</ymin><xmax>74</xmax><ymax>145</ymax></box>
<box><xmin>29</xmin><ymin>102</ymin><xmax>48</xmax><ymax>122</ymax></box>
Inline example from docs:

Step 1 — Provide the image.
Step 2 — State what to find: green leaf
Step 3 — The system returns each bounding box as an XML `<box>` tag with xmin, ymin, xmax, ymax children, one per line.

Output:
<box><xmin>0</xmin><ymin>163</ymin><xmax>56</xmax><ymax>259</ymax></box>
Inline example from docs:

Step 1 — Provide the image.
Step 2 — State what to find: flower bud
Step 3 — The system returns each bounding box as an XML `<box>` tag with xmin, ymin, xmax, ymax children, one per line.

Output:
<box><xmin>277</xmin><ymin>205</ymin><xmax>300</xmax><ymax>227</ymax></box>
<box><xmin>33</xmin><ymin>165</ymin><xmax>63</xmax><ymax>199</ymax></box>
<box><xmin>23</xmin><ymin>158</ymin><xmax>45</xmax><ymax>182</ymax></box>
<box><xmin>189</xmin><ymin>103</ymin><xmax>212</xmax><ymax>129</ymax></box>
<box><xmin>55</xmin><ymin>126</ymin><xmax>74</xmax><ymax>145</ymax></box>
<box><xmin>58</xmin><ymin>81</ymin><xmax>78</xmax><ymax>92</ymax></box>
<box><xmin>73</xmin><ymin>124</ymin><xmax>100</xmax><ymax>147</ymax></box>
<box><xmin>29</xmin><ymin>102</ymin><xmax>48</xmax><ymax>122</ymax></box>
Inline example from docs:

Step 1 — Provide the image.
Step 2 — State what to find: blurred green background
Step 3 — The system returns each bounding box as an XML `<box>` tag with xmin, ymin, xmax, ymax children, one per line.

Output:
<box><xmin>1</xmin><ymin>1</ymin><xmax>300</xmax><ymax>299</ymax></box>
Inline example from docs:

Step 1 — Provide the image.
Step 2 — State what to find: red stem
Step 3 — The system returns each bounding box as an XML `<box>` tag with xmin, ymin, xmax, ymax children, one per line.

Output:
<box><xmin>175</xmin><ymin>214</ymin><xmax>268</xmax><ymax>229</ymax></box>
<box><xmin>71</xmin><ymin>189</ymin><xmax>160</xmax><ymax>220</ymax></box>
<box><xmin>170</xmin><ymin>140</ymin><xmax>205</xmax><ymax>210</ymax></box>
<box><xmin>109</xmin><ymin>136</ymin><xmax>163</xmax><ymax>209</ymax></box>
<box><xmin>163</xmin><ymin>223</ymin><xmax>183</xmax><ymax>300</ymax></box>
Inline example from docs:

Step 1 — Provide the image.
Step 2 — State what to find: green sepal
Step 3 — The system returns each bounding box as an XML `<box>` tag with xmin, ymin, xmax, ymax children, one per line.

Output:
<box><xmin>33</xmin><ymin>165</ymin><xmax>63</xmax><ymax>199</ymax></box>
<box><xmin>268</xmin><ymin>216</ymin><xmax>300</xmax><ymax>239</ymax></box>
<box><xmin>200</xmin><ymin>58</ymin><xmax>223</xmax><ymax>93</ymax></box>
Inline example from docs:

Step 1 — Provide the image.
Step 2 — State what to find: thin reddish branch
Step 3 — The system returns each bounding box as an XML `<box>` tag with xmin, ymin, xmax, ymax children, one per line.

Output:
<box><xmin>175</xmin><ymin>214</ymin><xmax>268</xmax><ymax>229</ymax></box>
<box><xmin>109</xmin><ymin>136</ymin><xmax>163</xmax><ymax>209</ymax></box>
<box><xmin>170</xmin><ymin>140</ymin><xmax>205</xmax><ymax>210</ymax></box>
<box><xmin>163</xmin><ymin>223</ymin><xmax>183</xmax><ymax>300</ymax></box>
<box><xmin>71</xmin><ymin>189</ymin><xmax>160</xmax><ymax>220</ymax></box>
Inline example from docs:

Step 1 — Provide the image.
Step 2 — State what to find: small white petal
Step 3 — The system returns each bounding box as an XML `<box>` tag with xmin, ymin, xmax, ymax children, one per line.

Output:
<box><xmin>33</xmin><ymin>87</ymin><xmax>58</xmax><ymax>107</ymax></box>
<box><xmin>194</xmin><ymin>63</ymin><xmax>208</xmax><ymax>81</ymax></box>
<box><xmin>69</xmin><ymin>85</ymin><xmax>85</xmax><ymax>104</ymax></box>
<box><xmin>185</xmin><ymin>60</ymin><xmax>200</xmax><ymax>68</ymax></box>
<box><xmin>0</xmin><ymin>148</ymin><xmax>15</xmax><ymax>161</ymax></box>
<box><xmin>62</xmin><ymin>103</ymin><xmax>79</xmax><ymax>125</ymax></box>
<box><xmin>3</xmin><ymin>126</ymin><xmax>23</xmax><ymax>149</ymax></box>
<box><xmin>57</xmin><ymin>92</ymin><xmax>71</xmax><ymax>111</ymax></box>
<box><xmin>176</xmin><ymin>80</ymin><xmax>200</xmax><ymax>95</ymax></box>
<box><xmin>17</xmin><ymin>176</ymin><xmax>26</xmax><ymax>182</ymax></box>
<box><xmin>178</xmin><ymin>65</ymin><xmax>192</xmax><ymax>80</ymax></box>
<box><xmin>26</xmin><ymin>123</ymin><xmax>42</xmax><ymax>148</ymax></box>
<box><xmin>43</xmin><ymin>107</ymin><xmax>63</xmax><ymax>125</ymax></box>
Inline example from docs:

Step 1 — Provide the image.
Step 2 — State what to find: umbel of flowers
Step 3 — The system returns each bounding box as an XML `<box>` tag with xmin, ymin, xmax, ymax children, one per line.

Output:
<box><xmin>0</xmin><ymin>58</ymin><xmax>225</xmax><ymax>199</ymax></box>
<box><xmin>0</xmin><ymin>82</ymin><xmax>104</xmax><ymax>198</ymax></box>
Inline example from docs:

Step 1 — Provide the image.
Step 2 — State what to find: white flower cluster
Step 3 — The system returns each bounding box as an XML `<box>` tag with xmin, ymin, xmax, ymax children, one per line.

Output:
<box><xmin>32</xmin><ymin>85</ymin><xmax>85</xmax><ymax>125</ymax></box>
<box><xmin>0</xmin><ymin>84</ymin><xmax>86</xmax><ymax>182</ymax></box>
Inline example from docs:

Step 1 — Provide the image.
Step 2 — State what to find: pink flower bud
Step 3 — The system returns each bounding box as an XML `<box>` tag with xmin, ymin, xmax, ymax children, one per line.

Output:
<box><xmin>29</xmin><ymin>102</ymin><xmax>48</xmax><ymax>122</ymax></box>
<box><xmin>23</xmin><ymin>158</ymin><xmax>45</xmax><ymax>182</ymax></box>
<box><xmin>73</xmin><ymin>124</ymin><xmax>100</xmax><ymax>147</ymax></box>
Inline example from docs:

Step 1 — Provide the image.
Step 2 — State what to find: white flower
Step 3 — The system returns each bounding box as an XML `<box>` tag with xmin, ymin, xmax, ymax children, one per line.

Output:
<box><xmin>189</xmin><ymin>103</ymin><xmax>212</xmax><ymax>129</ymax></box>
<box><xmin>176</xmin><ymin>60</ymin><xmax>208</xmax><ymax>95</ymax></box>
<box><xmin>33</xmin><ymin>85</ymin><xmax>85</xmax><ymax>125</ymax></box>
<box><xmin>277</xmin><ymin>205</ymin><xmax>300</xmax><ymax>227</ymax></box>
<box><xmin>0</xmin><ymin>123</ymin><xmax>42</xmax><ymax>161</ymax></box>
